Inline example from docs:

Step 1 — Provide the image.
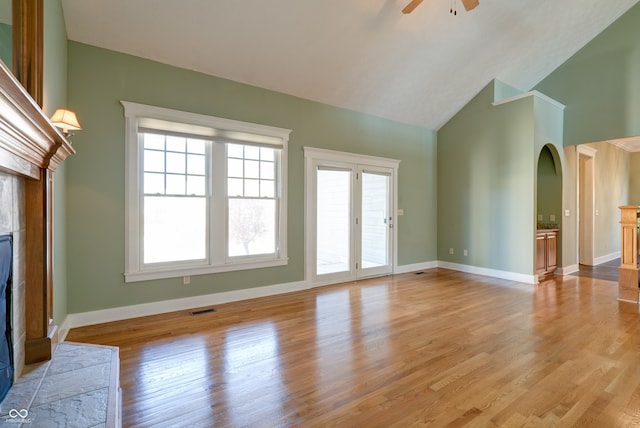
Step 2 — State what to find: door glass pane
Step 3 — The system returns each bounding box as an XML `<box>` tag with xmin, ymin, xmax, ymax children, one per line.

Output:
<box><xmin>316</xmin><ymin>169</ymin><xmax>351</xmax><ymax>275</ymax></box>
<box><xmin>361</xmin><ymin>172</ymin><xmax>389</xmax><ymax>269</ymax></box>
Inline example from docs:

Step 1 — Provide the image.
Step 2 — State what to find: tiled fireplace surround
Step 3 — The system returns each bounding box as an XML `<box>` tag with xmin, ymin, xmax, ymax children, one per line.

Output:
<box><xmin>0</xmin><ymin>171</ymin><xmax>27</xmax><ymax>383</ymax></box>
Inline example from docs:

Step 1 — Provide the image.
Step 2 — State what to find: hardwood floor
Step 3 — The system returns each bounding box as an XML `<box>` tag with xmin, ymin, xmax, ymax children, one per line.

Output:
<box><xmin>66</xmin><ymin>269</ymin><xmax>640</xmax><ymax>427</ymax></box>
<box><xmin>572</xmin><ymin>258</ymin><xmax>621</xmax><ymax>282</ymax></box>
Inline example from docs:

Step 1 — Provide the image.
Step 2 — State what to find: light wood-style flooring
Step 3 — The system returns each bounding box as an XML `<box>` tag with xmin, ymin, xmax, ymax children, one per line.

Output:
<box><xmin>66</xmin><ymin>269</ymin><xmax>640</xmax><ymax>427</ymax></box>
<box><xmin>572</xmin><ymin>258</ymin><xmax>621</xmax><ymax>282</ymax></box>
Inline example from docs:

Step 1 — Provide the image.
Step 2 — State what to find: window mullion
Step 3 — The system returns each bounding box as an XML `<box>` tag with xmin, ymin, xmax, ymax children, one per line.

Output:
<box><xmin>211</xmin><ymin>142</ymin><xmax>226</xmax><ymax>265</ymax></box>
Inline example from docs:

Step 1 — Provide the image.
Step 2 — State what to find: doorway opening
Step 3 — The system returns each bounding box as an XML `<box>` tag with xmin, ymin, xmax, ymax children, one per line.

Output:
<box><xmin>577</xmin><ymin>145</ymin><xmax>597</xmax><ymax>266</ymax></box>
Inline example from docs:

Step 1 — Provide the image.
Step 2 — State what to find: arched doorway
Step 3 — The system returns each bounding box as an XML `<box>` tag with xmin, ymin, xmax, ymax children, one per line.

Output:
<box><xmin>536</xmin><ymin>144</ymin><xmax>563</xmax><ymax>278</ymax></box>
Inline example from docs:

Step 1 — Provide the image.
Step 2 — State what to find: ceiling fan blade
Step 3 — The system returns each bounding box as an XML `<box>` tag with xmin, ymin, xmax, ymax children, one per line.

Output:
<box><xmin>460</xmin><ymin>0</ymin><xmax>479</xmax><ymax>11</ymax></box>
<box><xmin>402</xmin><ymin>0</ymin><xmax>424</xmax><ymax>14</ymax></box>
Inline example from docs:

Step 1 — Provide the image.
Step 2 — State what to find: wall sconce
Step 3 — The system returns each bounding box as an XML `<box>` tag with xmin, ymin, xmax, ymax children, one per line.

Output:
<box><xmin>50</xmin><ymin>109</ymin><xmax>82</xmax><ymax>137</ymax></box>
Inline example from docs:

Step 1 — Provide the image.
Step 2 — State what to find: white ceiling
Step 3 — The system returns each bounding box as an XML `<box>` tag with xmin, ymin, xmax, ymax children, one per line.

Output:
<box><xmin>60</xmin><ymin>0</ymin><xmax>640</xmax><ymax>130</ymax></box>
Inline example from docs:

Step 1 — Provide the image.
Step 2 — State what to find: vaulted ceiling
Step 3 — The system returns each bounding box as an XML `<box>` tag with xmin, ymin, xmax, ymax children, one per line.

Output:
<box><xmin>61</xmin><ymin>0</ymin><xmax>639</xmax><ymax>130</ymax></box>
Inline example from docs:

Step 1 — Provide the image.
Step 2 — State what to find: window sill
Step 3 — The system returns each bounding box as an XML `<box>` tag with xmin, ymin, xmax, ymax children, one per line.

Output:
<box><xmin>124</xmin><ymin>257</ymin><xmax>289</xmax><ymax>283</ymax></box>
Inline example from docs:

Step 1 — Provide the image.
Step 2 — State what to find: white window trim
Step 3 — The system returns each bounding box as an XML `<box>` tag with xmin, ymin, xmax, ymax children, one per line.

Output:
<box><xmin>122</xmin><ymin>101</ymin><xmax>291</xmax><ymax>282</ymax></box>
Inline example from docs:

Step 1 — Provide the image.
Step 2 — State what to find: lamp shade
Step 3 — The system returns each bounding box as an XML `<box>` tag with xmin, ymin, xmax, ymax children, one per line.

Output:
<box><xmin>50</xmin><ymin>109</ymin><xmax>82</xmax><ymax>134</ymax></box>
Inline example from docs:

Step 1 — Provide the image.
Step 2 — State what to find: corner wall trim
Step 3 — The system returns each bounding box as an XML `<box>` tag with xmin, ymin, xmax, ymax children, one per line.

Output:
<box><xmin>65</xmin><ymin>280</ymin><xmax>311</xmax><ymax>329</ymax></box>
<box><xmin>437</xmin><ymin>261</ymin><xmax>537</xmax><ymax>284</ymax></box>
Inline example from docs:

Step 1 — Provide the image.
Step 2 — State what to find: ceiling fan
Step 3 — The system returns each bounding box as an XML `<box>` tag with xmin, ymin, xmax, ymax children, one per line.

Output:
<box><xmin>402</xmin><ymin>0</ymin><xmax>479</xmax><ymax>14</ymax></box>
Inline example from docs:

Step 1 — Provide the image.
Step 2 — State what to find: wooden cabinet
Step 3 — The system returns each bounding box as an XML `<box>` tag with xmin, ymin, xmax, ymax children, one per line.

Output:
<box><xmin>536</xmin><ymin>230</ymin><xmax>558</xmax><ymax>277</ymax></box>
<box><xmin>618</xmin><ymin>206</ymin><xmax>639</xmax><ymax>303</ymax></box>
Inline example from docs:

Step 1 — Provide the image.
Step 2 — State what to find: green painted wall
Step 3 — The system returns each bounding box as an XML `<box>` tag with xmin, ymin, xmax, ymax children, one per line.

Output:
<box><xmin>437</xmin><ymin>80</ymin><xmax>536</xmax><ymax>275</ymax></box>
<box><xmin>65</xmin><ymin>42</ymin><xmax>436</xmax><ymax>314</ymax></box>
<box><xmin>43</xmin><ymin>0</ymin><xmax>67</xmax><ymax>117</ymax></box>
<box><xmin>0</xmin><ymin>0</ymin><xmax>9</xmax><ymax>68</ymax></box>
<box><xmin>494</xmin><ymin>80</ymin><xmax>523</xmax><ymax>104</ymax></box>
<box><xmin>43</xmin><ymin>0</ymin><xmax>68</xmax><ymax>325</ymax></box>
<box><xmin>535</xmin><ymin>2</ymin><xmax>640</xmax><ymax>147</ymax></box>
<box><xmin>0</xmin><ymin>22</ymin><xmax>10</xmax><ymax>69</ymax></box>
<box><xmin>629</xmin><ymin>152</ymin><xmax>640</xmax><ymax>203</ymax></box>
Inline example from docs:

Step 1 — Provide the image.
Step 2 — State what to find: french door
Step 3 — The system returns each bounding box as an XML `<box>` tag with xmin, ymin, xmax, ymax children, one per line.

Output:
<box><xmin>305</xmin><ymin>148</ymin><xmax>398</xmax><ymax>285</ymax></box>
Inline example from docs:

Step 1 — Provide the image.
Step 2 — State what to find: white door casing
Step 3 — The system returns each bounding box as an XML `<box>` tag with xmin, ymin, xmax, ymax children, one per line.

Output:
<box><xmin>303</xmin><ymin>147</ymin><xmax>400</xmax><ymax>287</ymax></box>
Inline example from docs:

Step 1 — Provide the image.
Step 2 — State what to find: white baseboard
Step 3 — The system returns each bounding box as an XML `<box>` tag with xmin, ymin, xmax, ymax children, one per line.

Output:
<box><xmin>58</xmin><ymin>316</ymin><xmax>71</xmax><ymax>342</ymax></box>
<box><xmin>65</xmin><ymin>280</ymin><xmax>311</xmax><ymax>330</ymax></box>
<box><xmin>63</xmin><ymin>260</ymin><xmax>541</xmax><ymax>331</ymax></box>
<box><xmin>394</xmin><ymin>261</ymin><xmax>438</xmax><ymax>274</ymax></box>
<box><xmin>594</xmin><ymin>251</ymin><xmax>621</xmax><ymax>266</ymax></box>
<box><xmin>556</xmin><ymin>264</ymin><xmax>579</xmax><ymax>275</ymax></box>
<box><xmin>437</xmin><ymin>261</ymin><xmax>537</xmax><ymax>284</ymax></box>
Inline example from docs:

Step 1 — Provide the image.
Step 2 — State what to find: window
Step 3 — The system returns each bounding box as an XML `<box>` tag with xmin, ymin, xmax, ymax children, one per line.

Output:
<box><xmin>122</xmin><ymin>102</ymin><xmax>290</xmax><ymax>282</ymax></box>
<box><xmin>227</xmin><ymin>144</ymin><xmax>277</xmax><ymax>257</ymax></box>
<box><xmin>142</xmin><ymin>133</ymin><xmax>208</xmax><ymax>265</ymax></box>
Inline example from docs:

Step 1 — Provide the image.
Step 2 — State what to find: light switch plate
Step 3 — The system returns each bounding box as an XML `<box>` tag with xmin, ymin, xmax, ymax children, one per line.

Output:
<box><xmin>565</xmin><ymin>209</ymin><xmax>570</xmax><ymax>216</ymax></box>
<box><xmin>549</xmin><ymin>214</ymin><xmax>555</xmax><ymax>222</ymax></box>
<box><xmin>397</xmin><ymin>208</ymin><xmax>404</xmax><ymax>216</ymax></box>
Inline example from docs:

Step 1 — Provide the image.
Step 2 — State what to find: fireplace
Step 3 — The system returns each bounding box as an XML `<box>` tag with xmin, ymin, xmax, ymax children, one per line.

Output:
<box><xmin>0</xmin><ymin>234</ymin><xmax>13</xmax><ymax>402</ymax></box>
<box><xmin>0</xmin><ymin>173</ymin><xmax>26</xmax><ymax>387</ymax></box>
<box><xmin>0</xmin><ymin>44</ymin><xmax>74</xmax><ymax>381</ymax></box>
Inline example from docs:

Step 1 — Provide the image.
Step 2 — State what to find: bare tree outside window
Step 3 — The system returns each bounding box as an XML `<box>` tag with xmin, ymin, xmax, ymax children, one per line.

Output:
<box><xmin>229</xmin><ymin>200</ymin><xmax>267</xmax><ymax>255</ymax></box>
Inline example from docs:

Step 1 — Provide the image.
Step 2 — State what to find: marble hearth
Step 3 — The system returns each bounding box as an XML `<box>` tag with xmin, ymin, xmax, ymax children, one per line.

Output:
<box><xmin>0</xmin><ymin>342</ymin><xmax>121</xmax><ymax>427</ymax></box>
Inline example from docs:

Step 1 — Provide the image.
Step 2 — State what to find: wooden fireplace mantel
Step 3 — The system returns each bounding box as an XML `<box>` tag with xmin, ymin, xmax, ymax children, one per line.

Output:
<box><xmin>0</xmin><ymin>57</ymin><xmax>75</xmax><ymax>363</ymax></box>
<box><xmin>0</xmin><ymin>60</ymin><xmax>74</xmax><ymax>178</ymax></box>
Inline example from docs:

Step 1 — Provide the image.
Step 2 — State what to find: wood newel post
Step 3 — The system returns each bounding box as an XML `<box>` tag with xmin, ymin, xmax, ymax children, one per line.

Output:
<box><xmin>618</xmin><ymin>206</ymin><xmax>640</xmax><ymax>303</ymax></box>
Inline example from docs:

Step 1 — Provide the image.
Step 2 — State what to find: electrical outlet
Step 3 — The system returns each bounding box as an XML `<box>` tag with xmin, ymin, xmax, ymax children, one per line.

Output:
<box><xmin>449</xmin><ymin>248</ymin><xmax>454</xmax><ymax>255</ymax></box>
<box><xmin>549</xmin><ymin>214</ymin><xmax>555</xmax><ymax>222</ymax></box>
<box><xmin>397</xmin><ymin>208</ymin><xmax>404</xmax><ymax>216</ymax></box>
<box><xmin>537</xmin><ymin>214</ymin><xmax>543</xmax><ymax>222</ymax></box>
<box><xmin>463</xmin><ymin>249</ymin><xmax>468</xmax><ymax>256</ymax></box>
<box><xmin>183</xmin><ymin>276</ymin><xmax>190</xmax><ymax>285</ymax></box>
